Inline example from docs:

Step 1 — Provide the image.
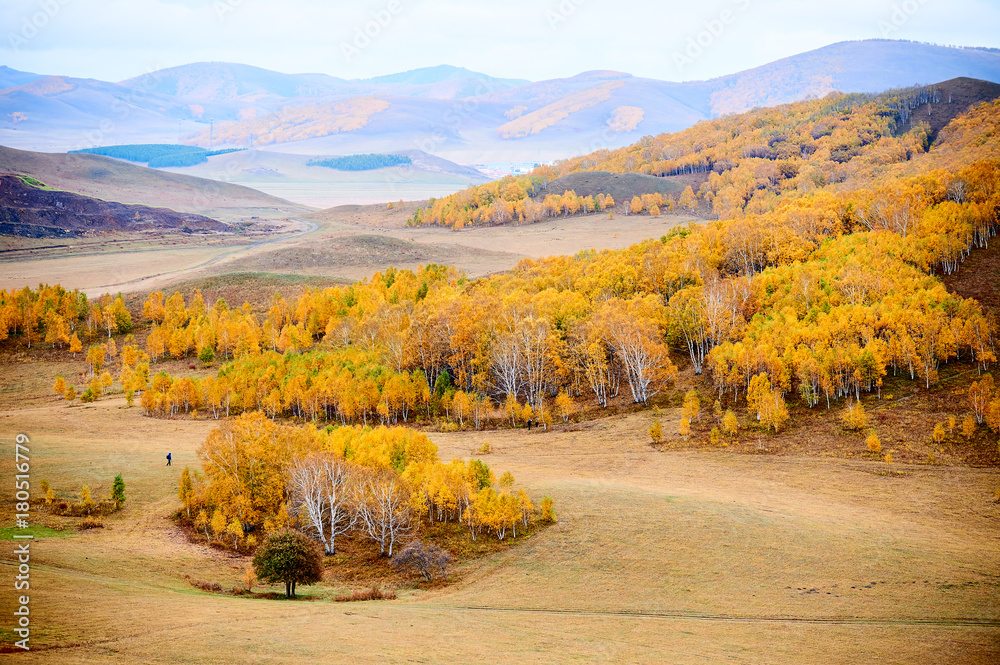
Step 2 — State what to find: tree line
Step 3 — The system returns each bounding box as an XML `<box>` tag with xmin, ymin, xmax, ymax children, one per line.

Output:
<box><xmin>308</xmin><ymin>153</ymin><xmax>412</xmax><ymax>171</ymax></box>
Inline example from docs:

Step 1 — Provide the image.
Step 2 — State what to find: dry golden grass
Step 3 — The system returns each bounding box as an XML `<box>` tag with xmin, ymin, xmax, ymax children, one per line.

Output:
<box><xmin>1</xmin><ymin>348</ymin><xmax>998</xmax><ymax>663</ymax></box>
<box><xmin>0</xmin><ymin>194</ymin><xmax>693</xmax><ymax>297</ymax></box>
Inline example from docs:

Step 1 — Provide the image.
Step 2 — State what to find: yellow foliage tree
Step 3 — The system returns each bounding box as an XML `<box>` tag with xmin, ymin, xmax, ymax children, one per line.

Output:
<box><xmin>866</xmin><ymin>429</ymin><xmax>881</xmax><ymax>453</ymax></box>
<box><xmin>649</xmin><ymin>420</ymin><xmax>662</xmax><ymax>444</ymax></box>
<box><xmin>842</xmin><ymin>401</ymin><xmax>867</xmax><ymax>431</ymax></box>
<box><xmin>555</xmin><ymin>390</ymin><xmax>573</xmax><ymax>423</ymax></box>
<box><xmin>722</xmin><ymin>410</ymin><xmax>739</xmax><ymax>436</ymax></box>
<box><xmin>933</xmin><ymin>422</ymin><xmax>946</xmax><ymax>444</ymax></box>
<box><xmin>962</xmin><ymin>416</ymin><xmax>976</xmax><ymax>439</ymax></box>
<box><xmin>682</xmin><ymin>389</ymin><xmax>701</xmax><ymax>423</ymax></box>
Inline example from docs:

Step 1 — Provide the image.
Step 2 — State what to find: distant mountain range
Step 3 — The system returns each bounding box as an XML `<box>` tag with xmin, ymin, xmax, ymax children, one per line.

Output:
<box><xmin>2</xmin><ymin>40</ymin><xmax>999</xmax><ymax>163</ymax></box>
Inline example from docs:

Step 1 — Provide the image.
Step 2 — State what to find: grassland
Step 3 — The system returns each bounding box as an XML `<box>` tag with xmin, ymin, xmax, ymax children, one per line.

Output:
<box><xmin>0</xmin><ymin>194</ymin><xmax>695</xmax><ymax>295</ymax></box>
<box><xmin>0</xmin><ymin>344</ymin><xmax>997</xmax><ymax>663</ymax></box>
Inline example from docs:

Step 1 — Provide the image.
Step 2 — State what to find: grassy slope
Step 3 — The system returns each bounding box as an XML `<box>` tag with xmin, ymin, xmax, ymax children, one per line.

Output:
<box><xmin>0</xmin><ymin>347</ymin><xmax>997</xmax><ymax>663</ymax></box>
<box><xmin>0</xmin><ymin>145</ymin><xmax>312</xmax><ymax>220</ymax></box>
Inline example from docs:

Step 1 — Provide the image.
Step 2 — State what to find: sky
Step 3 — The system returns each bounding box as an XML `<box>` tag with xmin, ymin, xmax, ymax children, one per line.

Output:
<box><xmin>2</xmin><ymin>0</ymin><xmax>999</xmax><ymax>83</ymax></box>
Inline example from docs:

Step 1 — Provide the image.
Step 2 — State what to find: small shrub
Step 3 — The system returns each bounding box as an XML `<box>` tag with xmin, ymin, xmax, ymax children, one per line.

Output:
<box><xmin>189</xmin><ymin>580</ymin><xmax>223</xmax><ymax>593</ymax></box>
<box><xmin>334</xmin><ymin>587</ymin><xmax>397</xmax><ymax>602</ymax></box>
<box><xmin>78</xmin><ymin>517</ymin><xmax>104</xmax><ymax>530</ymax></box>
<box><xmin>866</xmin><ymin>430</ymin><xmax>881</xmax><ymax>454</ymax></box>
<box><xmin>932</xmin><ymin>423</ymin><xmax>946</xmax><ymax>444</ymax></box>
<box><xmin>540</xmin><ymin>496</ymin><xmax>556</xmax><ymax>523</ymax></box>
<box><xmin>81</xmin><ymin>485</ymin><xmax>93</xmax><ymax>513</ymax></box>
<box><xmin>477</xmin><ymin>441</ymin><xmax>492</xmax><ymax>455</ymax></box>
<box><xmin>390</xmin><ymin>540</ymin><xmax>454</xmax><ymax>582</ymax></box>
<box><xmin>649</xmin><ymin>420</ymin><xmax>662</xmax><ymax>444</ymax></box>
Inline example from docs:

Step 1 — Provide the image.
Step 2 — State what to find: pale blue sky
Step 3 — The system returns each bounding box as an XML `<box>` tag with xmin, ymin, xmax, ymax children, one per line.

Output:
<box><xmin>2</xmin><ymin>0</ymin><xmax>998</xmax><ymax>82</ymax></box>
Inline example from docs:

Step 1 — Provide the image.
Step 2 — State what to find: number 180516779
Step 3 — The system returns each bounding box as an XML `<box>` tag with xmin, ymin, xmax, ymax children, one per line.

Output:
<box><xmin>15</xmin><ymin>434</ymin><xmax>30</xmax><ymax>524</ymax></box>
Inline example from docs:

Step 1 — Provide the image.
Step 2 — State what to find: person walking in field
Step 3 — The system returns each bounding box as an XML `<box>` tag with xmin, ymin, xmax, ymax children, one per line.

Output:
<box><xmin>166</xmin><ymin>452</ymin><xmax>172</xmax><ymax>466</ymax></box>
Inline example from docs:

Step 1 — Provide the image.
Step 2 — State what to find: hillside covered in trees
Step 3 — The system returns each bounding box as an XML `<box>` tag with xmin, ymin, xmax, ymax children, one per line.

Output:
<box><xmin>4</xmin><ymin>84</ymin><xmax>1000</xmax><ymax>450</ymax></box>
<box><xmin>410</xmin><ymin>78</ymin><xmax>1000</xmax><ymax>228</ymax></box>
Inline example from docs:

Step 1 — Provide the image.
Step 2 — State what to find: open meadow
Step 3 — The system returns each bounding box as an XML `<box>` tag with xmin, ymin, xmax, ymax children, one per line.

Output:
<box><xmin>0</xmin><ymin>198</ymin><xmax>696</xmax><ymax>295</ymax></box>
<box><xmin>0</xmin><ymin>353</ymin><xmax>998</xmax><ymax>663</ymax></box>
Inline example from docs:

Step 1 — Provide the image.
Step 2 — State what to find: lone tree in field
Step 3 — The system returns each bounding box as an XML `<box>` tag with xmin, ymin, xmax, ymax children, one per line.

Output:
<box><xmin>649</xmin><ymin>419</ymin><xmax>662</xmax><ymax>444</ymax></box>
<box><xmin>111</xmin><ymin>473</ymin><xmax>126</xmax><ymax>506</ymax></box>
<box><xmin>252</xmin><ymin>530</ymin><xmax>324</xmax><ymax>598</ymax></box>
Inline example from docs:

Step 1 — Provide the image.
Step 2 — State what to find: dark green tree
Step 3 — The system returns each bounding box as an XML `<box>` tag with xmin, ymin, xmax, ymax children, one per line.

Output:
<box><xmin>433</xmin><ymin>369</ymin><xmax>453</xmax><ymax>397</ymax></box>
<box><xmin>198</xmin><ymin>345</ymin><xmax>215</xmax><ymax>366</ymax></box>
<box><xmin>111</xmin><ymin>473</ymin><xmax>126</xmax><ymax>505</ymax></box>
<box><xmin>252</xmin><ymin>530</ymin><xmax>324</xmax><ymax>598</ymax></box>
<box><xmin>467</xmin><ymin>459</ymin><xmax>492</xmax><ymax>490</ymax></box>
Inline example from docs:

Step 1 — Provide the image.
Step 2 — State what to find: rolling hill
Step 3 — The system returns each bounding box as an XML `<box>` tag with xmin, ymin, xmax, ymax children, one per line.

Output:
<box><xmin>410</xmin><ymin>76</ymin><xmax>1000</xmax><ymax>228</ymax></box>
<box><xmin>0</xmin><ymin>173</ymin><xmax>226</xmax><ymax>237</ymax></box>
<box><xmin>0</xmin><ymin>145</ymin><xmax>311</xmax><ymax>219</ymax></box>
<box><xmin>2</xmin><ymin>40</ymin><xmax>999</xmax><ymax>164</ymax></box>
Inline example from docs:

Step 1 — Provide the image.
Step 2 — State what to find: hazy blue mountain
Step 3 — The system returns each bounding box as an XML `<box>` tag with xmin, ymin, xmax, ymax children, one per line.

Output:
<box><xmin>0</xmin><ymin>66</ymin><xmax>43</xmax><ymax>89</ymax></box>
<box><xmin>3</xmin><ymin>40</ymin><xmax>999</xmax><ymax>160</ymax></box>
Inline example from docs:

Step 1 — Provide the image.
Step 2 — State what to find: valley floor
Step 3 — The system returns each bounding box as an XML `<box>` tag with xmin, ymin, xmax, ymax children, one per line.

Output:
<box><xmin>0</xmin><ymin>206</ymin><xmax>695</xmax><ymax>296</ymax></box>
<box><xmin>0</xmin><ymin>390</ymin><xmax>997</xmax><ymax>664</ymax></box>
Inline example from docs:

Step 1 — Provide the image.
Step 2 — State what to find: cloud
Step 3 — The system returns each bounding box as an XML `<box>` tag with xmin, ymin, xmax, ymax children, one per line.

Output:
<box><xmin>0</xmin><ymin>0</ymin><xmax>997</xmax><ymax>82</ymax></box>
